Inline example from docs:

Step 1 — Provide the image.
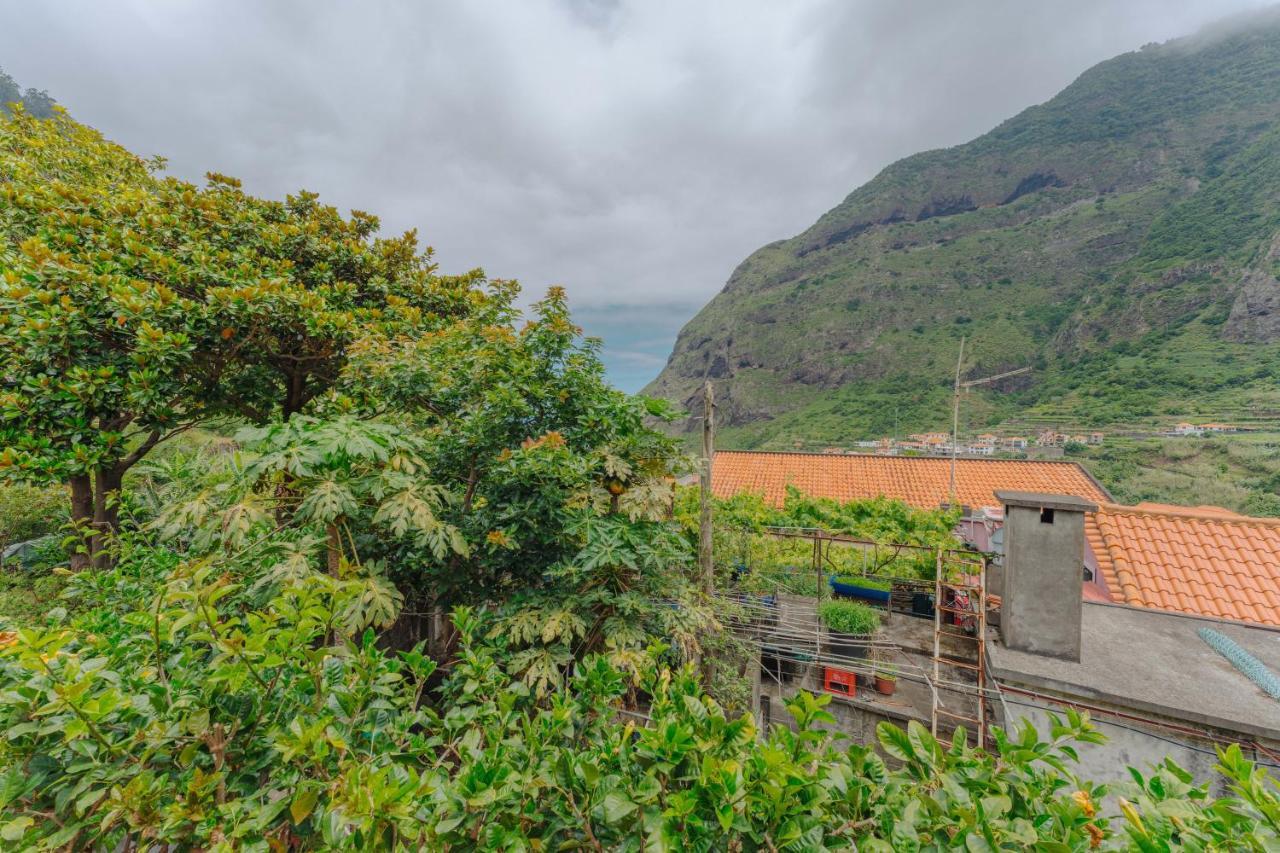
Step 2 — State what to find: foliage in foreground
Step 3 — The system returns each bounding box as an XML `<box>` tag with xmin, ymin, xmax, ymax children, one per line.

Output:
<box><xmin>2</xmin><ymin>559</ymin><xmax>1277</xmax><ymax>851</ymax></box>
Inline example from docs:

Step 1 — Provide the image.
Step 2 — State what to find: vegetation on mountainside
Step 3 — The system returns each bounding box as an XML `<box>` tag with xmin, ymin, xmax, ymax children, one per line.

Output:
<box><xmin>1069</xmin><ymin>434</ymin><xmax>1280</xmax><ymax>515</ymax></box>
<box><xmin>646</xmin><ymin>11</ymin><xmax>1280</xmax><ymax>465</ymax></box>
<box><xmin>1</xmin><ymin>104</ymin><xmax>1278</xmax><ymax>851</ymax></box>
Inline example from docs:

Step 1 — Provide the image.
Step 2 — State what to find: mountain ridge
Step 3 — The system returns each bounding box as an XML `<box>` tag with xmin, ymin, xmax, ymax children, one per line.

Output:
<box><xmin>645</xmin><ymin>10</ymin><xmax>1280</xmax><ymax>449</ymax></box>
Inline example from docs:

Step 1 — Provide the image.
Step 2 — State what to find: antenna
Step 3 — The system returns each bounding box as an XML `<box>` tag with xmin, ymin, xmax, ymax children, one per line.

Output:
<box><xmin>949</xmin><ymin>339</ymin><xmax>1032</xmax><ymax>504</ymax></box>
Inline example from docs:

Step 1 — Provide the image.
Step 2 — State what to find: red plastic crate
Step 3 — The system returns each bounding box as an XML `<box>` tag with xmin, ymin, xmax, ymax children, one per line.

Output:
<box><xmin>823</xmin><ymin>667</ymin><xmax>857</xmax><ymax>697</ymax></box>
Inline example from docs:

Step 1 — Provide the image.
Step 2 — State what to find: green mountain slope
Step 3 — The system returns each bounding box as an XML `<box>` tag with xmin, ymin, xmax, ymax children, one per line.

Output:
<box><xmin>645</xmin><ymin>12</ymin><xmax>1280</xmax><ymax>449</ymax></box>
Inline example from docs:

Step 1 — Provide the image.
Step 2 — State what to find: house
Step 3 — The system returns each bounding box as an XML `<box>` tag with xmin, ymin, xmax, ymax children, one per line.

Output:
<box><xmin>985</xmin><ymin>493</ymin><xmax>1280</xmax><ymax>789</ymax></box>
<box><xmin>711</xmin><ymin>450</ymin><xmax>1110</xmax><ymax>512</ymax></box>
<box><xmin>1173</xmin><ymin>422</ymin><xmax>1202</xmax><ymax>436</ymax></box>
<box><xmin>1003</xmin><ymin>436</ymin><xmax>1029</xmax><ymax>450</ymax></box>
<box><xmin>749</xmin><ymin>492</ymin><xmax>1280</xmax><ymax>794</ymax></box>
<box><xmin>1088</xmin><ymin>432</ymin><xmax>1104</xmax><ymax>445</ymax></box>
<box><xmin>1036</xmin><ymin>430</ymin><xmax>1067</xmax><ymax>447</ymax></box>
<box><xmin>1085</xmin><ymin>502</ymin><xmax>1280</xmax><ymax>627</ymax></box>
<box><xmin>712</xmin><ymin>450</ymin><xmax>1279</xmax><ymax>630</ymax></box>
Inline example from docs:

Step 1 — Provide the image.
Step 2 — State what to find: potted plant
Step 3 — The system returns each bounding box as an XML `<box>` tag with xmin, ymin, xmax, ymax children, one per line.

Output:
<box><xmin>829</xmin><ymin>574</ymin><xmax>893</xmax><ymax>604</ymax></box>
<box><xmin>817</xmin><ymin>599</ymin><xmax>881</xmax><ymax>662</ymax></box>
<box><xmin>874</xmin><ymin>665</ymin><xmax>898</xmax><ymax>696</ymax></box>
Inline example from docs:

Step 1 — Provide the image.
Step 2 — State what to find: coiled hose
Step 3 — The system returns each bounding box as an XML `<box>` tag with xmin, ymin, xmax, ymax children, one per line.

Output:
<box><xmin>1198</xmin><ymin>627</ymin><xmax>1280</xmax><ymax>701</ymax></box>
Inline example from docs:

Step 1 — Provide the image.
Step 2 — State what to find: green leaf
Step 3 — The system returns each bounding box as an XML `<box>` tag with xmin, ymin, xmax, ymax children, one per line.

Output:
<box><xmin>291</xmin><ymin>787</ymin><xmax>320</xmax><ymax>825</ymax></box>
<box><xmin>876</xmin><ymin>722</ymin><xmax>914</xmax><ymax>762</ymax></box>
<box><xmin>0</xmin><ymin>816</ymin><xmax>32</xmax><ymax>842</ymax></box>
<box><xmin>602</xmin><ymin>790</ymin><xmax>638</xmax><ymax>823</ymax></box>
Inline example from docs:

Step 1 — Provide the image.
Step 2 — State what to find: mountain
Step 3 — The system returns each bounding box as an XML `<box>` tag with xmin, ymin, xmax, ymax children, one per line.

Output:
<box><xmin>644</xmin><ymin>11</ymin><xmax>1280</xmax><ymax>449</ymax></box>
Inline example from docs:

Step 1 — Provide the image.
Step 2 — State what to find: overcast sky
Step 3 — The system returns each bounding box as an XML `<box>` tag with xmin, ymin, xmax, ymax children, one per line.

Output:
<box><xmin>1</xmin><ymin>0</ymin><xmax>1272</xmax><ymax>391</ymax></box>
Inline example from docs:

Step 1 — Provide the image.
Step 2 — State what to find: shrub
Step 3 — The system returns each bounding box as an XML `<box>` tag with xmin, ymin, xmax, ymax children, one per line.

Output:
<box><xmin>0</xmin><ymin>482</ymin><xmax>66</xmax><ymax>554</ymax></box>
<box><xmin>818</xmin><ymin>599</ymin><xmax>882</xmax><ymax>635</ymax></box>
<box><xmin>4</xmin><ymin>578</ymin><xmax>1277</xmax><ymax>850</ymax></box>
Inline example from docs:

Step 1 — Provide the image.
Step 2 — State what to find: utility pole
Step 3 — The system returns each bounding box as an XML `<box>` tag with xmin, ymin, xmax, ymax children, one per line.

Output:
<box><xmin>699</xmin><ymin>380</ymin><xmax>715</xmax><ymax>594</ymax></box>
<box><xmin>698</xmin><ymin>380</ymin><xmax>716</xmax><ymax>688</ymax></box>
<box><xmin>949</xmin><ymin>338</ymin><xmax>1032</xmax><ymax>505</ymax></box>
<box><xmin>949</xmin><ymin>338</ymin><xmax>966</xmax><ymax>506</ymax></box>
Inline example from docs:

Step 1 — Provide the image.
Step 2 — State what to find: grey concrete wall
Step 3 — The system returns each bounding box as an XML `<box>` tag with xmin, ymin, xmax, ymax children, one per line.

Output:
<box><xmin>1003</xmin><ymin>503</ymin><xmax>1083</xmax><ymax>661</ymax></box>
<box><xmin>998</xmin><ymin>698</ymin><xmax>1277</xmax><ymax>800</ymax></box>
<box><xmin>758</xmin><ymin>668</ymin><xmax>923</xmax><ymax>746</ymax></box>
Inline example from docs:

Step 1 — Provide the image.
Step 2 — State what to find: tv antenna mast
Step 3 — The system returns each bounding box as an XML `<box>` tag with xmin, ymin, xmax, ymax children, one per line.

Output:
<box><xmin>949</xmin><ymin>337</ymin><xmax>1032</xmax><ymax>504</ymax></box>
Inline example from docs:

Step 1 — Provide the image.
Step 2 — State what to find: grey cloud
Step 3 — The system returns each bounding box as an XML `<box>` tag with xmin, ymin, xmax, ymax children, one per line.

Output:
<box><xmin>0</xmin><ymin>0</ymin><xmax>1271</xmax><ymax>390</ymax></box>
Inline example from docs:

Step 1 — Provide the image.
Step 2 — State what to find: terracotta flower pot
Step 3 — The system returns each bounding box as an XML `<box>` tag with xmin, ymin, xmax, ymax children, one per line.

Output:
<box><xmin>874</xmin><ymin>675</ymin><xmax>897</xmax><ymax>696</ymax></box>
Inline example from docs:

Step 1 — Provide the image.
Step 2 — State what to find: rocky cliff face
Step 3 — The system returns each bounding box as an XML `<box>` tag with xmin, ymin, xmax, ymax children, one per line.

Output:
<box><xmin>645</xmin><ymin>14</ymin><xmax>1280</xmax><ymax>446</ymax></box>
<box><xmin>1226</xmin><ymin>234</ymin><xmax>1280</xmax><ymax>343</ymax></box>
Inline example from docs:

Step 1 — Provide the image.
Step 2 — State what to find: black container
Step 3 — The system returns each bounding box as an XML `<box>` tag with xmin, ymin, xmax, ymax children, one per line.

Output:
<box><xmin>827</xmin><ymin>632</ymin><xmax>868</xmax><ymax>662</ymax></box>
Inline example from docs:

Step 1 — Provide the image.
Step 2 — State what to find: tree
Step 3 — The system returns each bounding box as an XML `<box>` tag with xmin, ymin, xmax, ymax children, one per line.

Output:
<box><xmin>0</xmin><ymin>109</ymin><xmax>487</xmax><ymax>567</ymax></box>
<box><xmin>0</xmin><ymin>66</ymin><xmax>55</xmax><ymax>118</ymax></box>
<box><xmin>150</xmin><ymin>284</ymin><xmax>691</xmax><ymax>655</ymax></box>
<box><xmin>336</xmin><ymin>286</ymin><xmax>686</xmax><ymax>612</ymax></box>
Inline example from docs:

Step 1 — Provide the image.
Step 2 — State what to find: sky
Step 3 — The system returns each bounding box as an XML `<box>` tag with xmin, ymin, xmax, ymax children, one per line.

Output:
<box><xmin>1</xmin><ymin>0</ymin><xmax>1273</xmax><ymax>391</ymax></box>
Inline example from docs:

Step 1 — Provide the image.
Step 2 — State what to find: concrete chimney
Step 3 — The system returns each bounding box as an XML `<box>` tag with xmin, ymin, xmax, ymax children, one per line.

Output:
<box><xmin>995</xmin><ymin>491</ymin><xmax>1097</xmax><ymax>662</ymax></box>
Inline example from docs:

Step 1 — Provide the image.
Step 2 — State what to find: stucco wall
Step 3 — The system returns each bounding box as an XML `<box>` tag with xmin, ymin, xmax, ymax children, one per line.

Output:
<box><xmin>1003</xmin><ymin>503</ymin><xmax>1084</xmax><ymax>660</ymax></box>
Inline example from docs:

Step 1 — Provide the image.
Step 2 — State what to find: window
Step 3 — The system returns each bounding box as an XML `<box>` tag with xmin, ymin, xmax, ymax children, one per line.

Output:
<box><xmin>1040</xmin><ymin>507</ymin><xmax>1055</xmax><ymax>524</ymax></box>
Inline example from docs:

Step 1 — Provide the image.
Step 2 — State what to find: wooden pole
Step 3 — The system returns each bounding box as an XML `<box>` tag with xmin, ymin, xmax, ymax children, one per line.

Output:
<box><xmin>699</xmin><ymin>380</ymin><xmax>715</xmax><ymax>591</ymax></box>
<box><xmin>949</xmin><ymin>337</ymin><xmax>965</xmax><ymax>506</ymax></box>
<box><xmin>698</xmin><ymin>381</ymin><xmax>715</xmax><ymax>688</ymax></box>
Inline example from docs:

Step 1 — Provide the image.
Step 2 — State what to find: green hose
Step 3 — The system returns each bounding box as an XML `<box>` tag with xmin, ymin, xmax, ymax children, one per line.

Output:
<box><xmin>1198</xmin><ymin>627</ymin><xmax>1280</xmax><ymax>701</ymax></box>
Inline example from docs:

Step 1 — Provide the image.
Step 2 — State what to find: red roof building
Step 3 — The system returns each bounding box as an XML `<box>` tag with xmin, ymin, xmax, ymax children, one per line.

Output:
<box><xmin>711</xmin><ymin>450</ymin><xmax>1110</xmax><ymax>510</ymax></box>
<box><xmin>711</xmin><ymin>451</ymin><xmax>1280</xmax><ymax>627</ymax></box>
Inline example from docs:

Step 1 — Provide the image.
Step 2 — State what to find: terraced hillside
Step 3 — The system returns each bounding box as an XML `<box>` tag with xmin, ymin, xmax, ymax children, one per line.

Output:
<box><xmin>645</xmin><ymin>12</ymin><xmax>1280</xmax><ymax>451</ymax></box>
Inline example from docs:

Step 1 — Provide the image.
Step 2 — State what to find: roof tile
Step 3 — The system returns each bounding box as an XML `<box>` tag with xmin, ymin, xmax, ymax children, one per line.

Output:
<box><xmin>712</xmin><ymin>450</ymin><xmax>1109</xmax><ymax>510</ymax></box>
<box><xmin>1087</xmin><ymin>503</ymin><xmax>1280</xmax><ymax>627</ymax></box>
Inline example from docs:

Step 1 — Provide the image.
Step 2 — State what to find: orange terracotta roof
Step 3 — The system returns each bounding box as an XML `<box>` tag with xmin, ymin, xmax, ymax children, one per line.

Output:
<box><xmin>1086</xmin><ymin>503</ymin><xmax>1280</xmax><ymax>627</ymax></box>
<box><xmin>712</xmin><ymin>450</ymin><xmax>1110</xmax><ymax>510</ymax></box>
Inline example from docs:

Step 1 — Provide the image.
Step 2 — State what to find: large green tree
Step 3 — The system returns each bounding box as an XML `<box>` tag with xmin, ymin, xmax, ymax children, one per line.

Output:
<box><xmin>152</xmin><ymin>284</ymin><xmax>689</xmax><ymax>655</ymax></box>
<box><xmin>0</xmin><ymin>108</ymin><xmax>485</xmax><ymax>567</ymax></box>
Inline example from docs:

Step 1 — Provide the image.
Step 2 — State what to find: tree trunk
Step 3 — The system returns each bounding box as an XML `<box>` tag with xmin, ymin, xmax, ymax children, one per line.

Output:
<box><xmin>68</xmin><ymin>474</ymin><xmax>94</xmax><ymax>570</ymax></box>
<box><xmin>283</xmin><ymin>369</ymin><xmax>307</xmax><ymax>420</ymax></box>
<box><xmin>91</xmin><ymin>466</ymin><xmax>124</xmax><ymax>569</ymax></box>
<box><xmin>325</xmin><ymin>522</ymin><xmax>342</xmax><ymax>576</ymax></box>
